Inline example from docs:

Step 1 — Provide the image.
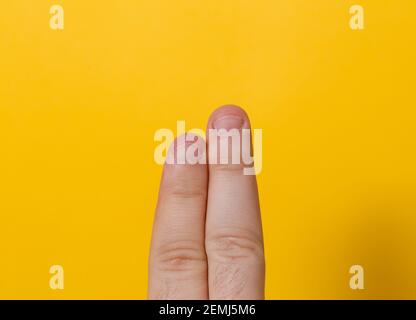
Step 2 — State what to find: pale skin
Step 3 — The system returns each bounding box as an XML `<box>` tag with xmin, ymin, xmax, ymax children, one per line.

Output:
<box><xmin>148</xmin><ymin>105</ymin><xmax>264</xmax><ymax>299</ymax></box>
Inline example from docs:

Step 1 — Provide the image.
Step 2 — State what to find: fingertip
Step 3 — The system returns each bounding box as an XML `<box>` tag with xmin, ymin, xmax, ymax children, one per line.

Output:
<box><xmin>165</xmin><ymin>133</ymin><xmax>207</xmax><ymax>166</ymax></box>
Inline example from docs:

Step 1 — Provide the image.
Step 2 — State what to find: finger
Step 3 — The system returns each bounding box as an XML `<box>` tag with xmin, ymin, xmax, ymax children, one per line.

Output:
<box><xmin>148</xmin><ymin>134</ymin><xmax>209</xmax><ymax>299</ymax></box>
<box><xmin>205</xmin><ymin>105</ymin><xmax>265</xmax><ymax>299</ymax></box>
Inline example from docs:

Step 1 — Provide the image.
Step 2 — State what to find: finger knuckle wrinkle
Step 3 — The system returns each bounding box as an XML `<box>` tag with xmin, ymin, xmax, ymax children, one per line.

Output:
<box><xmin>155</xmin><ymin>241</ymin><xmax>206</xmax><ymax>272</ymax></box>
<box><xmin>165</xmin><ymin>182</ymin><xmax>206</xmax><ymax>199</ymax></box>
<box><xmin>212</xmin><ymin>163</ymin><xmax>245</xmax><ymax>174</ymax></box>
<box><xmin>207</xmin><ymin>231</ymin><xmax>264</xmax><ymax>262</ymax></box>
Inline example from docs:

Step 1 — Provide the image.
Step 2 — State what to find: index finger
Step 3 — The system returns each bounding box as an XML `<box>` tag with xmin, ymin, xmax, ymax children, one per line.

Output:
<box><xmin>205</xmin><ymin>105</ymin><xmax>265</xmax><ymax>299</ymax></box>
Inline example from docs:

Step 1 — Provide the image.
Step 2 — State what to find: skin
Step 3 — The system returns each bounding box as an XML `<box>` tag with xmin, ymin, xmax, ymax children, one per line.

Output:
<box><xmin>148</xmin><ymin>105</ymin><xmax>264</xmax><ymax>300</ymax></box>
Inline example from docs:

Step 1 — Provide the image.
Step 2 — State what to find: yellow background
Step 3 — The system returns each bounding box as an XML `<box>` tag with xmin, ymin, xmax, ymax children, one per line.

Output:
<box><xmin>1</xmin><ymin>0</ymin><xmax>415</xmax><ymax>299</ymax></box>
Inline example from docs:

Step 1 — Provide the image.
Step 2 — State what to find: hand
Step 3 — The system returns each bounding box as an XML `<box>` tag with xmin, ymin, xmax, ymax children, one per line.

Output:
<box><xmin>148</xmin><ymin>105</ymin><xmax>264</xmax><ymax>300</ymax></box>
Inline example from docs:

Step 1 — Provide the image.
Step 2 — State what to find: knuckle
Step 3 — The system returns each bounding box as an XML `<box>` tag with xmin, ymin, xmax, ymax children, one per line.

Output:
<box><xmin>152</xmin><ymin>240</ymin><xmax>207</xmax><ymax>272</ymax></box>
<box><xmin>211</xmin><ymin>163</ymin><xmax>245</xmax><ymax>174</ymax></box>
<box><xmin>166</xmin><ymin>185</ymin><xmax>206</xmax><ymax>199</ymax></box>
<box><xmin>206</xmin><ymin>228</ymin><xmax>264</xmax><ymax>263</ymax></box>
<box><xmin>163</xmin><ymin>177</ymin><xmax>206</xmax><ymax>200</ymax></box>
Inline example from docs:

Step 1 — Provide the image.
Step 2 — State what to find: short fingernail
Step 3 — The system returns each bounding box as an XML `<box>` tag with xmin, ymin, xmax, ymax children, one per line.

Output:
<box><xmin>213</xmin><ymin>115</ymin><xmax>244</xmax><ymax>130</ymax></box>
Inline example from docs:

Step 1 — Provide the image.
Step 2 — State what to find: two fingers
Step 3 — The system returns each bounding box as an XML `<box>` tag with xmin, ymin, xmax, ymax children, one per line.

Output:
<box><xmin>148</xmin><ymin>105</ymin><xmax>264</xmax><ymax>299</ymax></box>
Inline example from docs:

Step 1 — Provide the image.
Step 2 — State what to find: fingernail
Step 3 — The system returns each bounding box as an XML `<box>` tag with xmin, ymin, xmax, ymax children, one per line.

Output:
<box><xmin>213</xmin><ymin>115</ymin><xmax>244</xmax><ymax>130</ymax></box>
